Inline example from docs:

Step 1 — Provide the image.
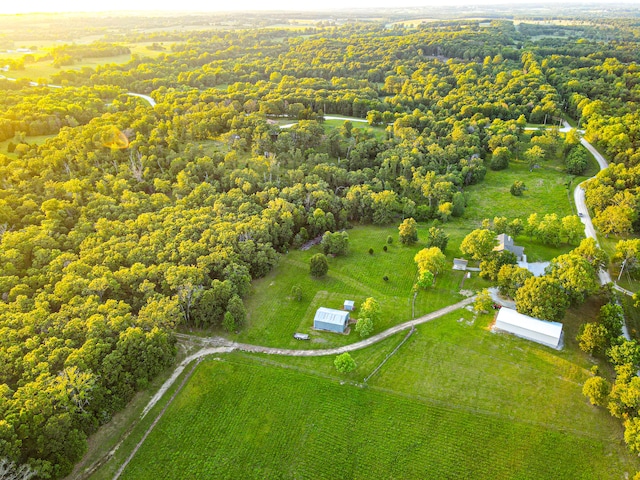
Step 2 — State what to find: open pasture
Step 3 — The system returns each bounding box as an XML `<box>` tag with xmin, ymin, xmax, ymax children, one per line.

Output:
<box><xmin>119</xmin><ymin>334</ymin><xmax>639</xmax><ymax>480</ymax></box>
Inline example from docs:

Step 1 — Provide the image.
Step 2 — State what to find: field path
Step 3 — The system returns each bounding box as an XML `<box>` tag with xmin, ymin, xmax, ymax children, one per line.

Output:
<box><xmin>142</xmin><ymin>296</ymin><xmax>475</xmax><ymax>418</ymax></box>
<box><xmin>105</xmin><ymin>296</ymin><xmax>474</xmax><ymax>479</ymax></box>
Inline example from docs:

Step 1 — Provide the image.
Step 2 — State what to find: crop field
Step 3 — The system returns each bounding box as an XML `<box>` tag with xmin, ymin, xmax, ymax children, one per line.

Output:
<box><xmin>119</xmin><ymin>315</ymin><xmax>639</xmax><ymax>480</ymax></box>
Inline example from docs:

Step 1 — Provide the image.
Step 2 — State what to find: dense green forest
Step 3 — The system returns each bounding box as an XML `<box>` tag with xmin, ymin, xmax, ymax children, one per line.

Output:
<box><xmin>1</xmin><ymin>11</ymin><xmax>640</xmax><ymax>479</ymax></box>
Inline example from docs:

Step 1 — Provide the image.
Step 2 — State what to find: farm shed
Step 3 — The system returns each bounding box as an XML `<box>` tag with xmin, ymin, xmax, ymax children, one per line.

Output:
<box><xmin>343</xmin><ymin>300</ymin><xmax>355</xmax><ymax>311</ymax></box>
<box><xmin>314</xmin><ymin>308</ymin><xmax>350</xmax><ymax>333</ymax></box>
<box><xmin>453</xmin><ymin>258</ymin><xmax>468</xmax><ymax>271</ymax></box>
<box><xmin>494</xmin><ymin>307</ymin><xmax>563</xmax><ymax>349</ymax></box>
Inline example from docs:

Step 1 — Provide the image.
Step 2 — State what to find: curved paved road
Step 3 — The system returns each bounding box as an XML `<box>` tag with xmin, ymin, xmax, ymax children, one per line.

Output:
<box><xmin>6</xmin><ymin>77</ymin><xmax>156</xmax><ymax>107</ymax></box>
<box><xmin>572</xmin><ymin>130</ymin><xmax>631</xmax><ymax>339</ymax></box>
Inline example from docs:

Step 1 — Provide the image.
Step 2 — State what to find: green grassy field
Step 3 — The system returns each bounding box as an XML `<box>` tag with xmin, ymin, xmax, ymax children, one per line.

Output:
<box><xmin>119</xmin><ymin>309</ymin><xmax>639</xmax><ymax>479</ymax></box>
<box><xmin>2</xmin><ymin>42</ymin><xmax>171</xmax><ymax>82</ymax></box>
<box><xmin>235</xmin><ymin>224</ymin><xmax>489</xmax><ymax>349</ymax></box>
<box><xmin>0</xmin><ymin>134</ymin><xmax>57</xmax><ymax>159</ymax></box>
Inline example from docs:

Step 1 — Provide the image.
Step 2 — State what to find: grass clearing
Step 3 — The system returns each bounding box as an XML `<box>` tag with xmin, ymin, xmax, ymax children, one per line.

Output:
<box><xmin>0</xmin><ymin>134</ymin><xmax>57</xmax><ymax>159</ymax></box>
<box><xmin>235</xmin><ymin>224</ymin><xmax>488</xmax><ymax>349</ymax></box>
<box><xmin>119</xmin><ymin>325</ymin><xmax>639</xmax><ymax>480</ymax></box>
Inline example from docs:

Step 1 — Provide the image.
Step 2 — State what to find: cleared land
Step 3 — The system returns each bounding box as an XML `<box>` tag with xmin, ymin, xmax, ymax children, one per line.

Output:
<box><xmin>119</xmin><ymin>309</ymin><xmax>639</xmax><ymax>479</ymax></box>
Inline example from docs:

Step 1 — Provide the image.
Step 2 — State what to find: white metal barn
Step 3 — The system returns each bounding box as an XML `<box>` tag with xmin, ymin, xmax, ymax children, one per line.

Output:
<box><xmin>494</xmin><ymin>307</ymin><xmax>563</xmax><ymax>349</ymax></box>
<box><xmin>313</xmin><ymin>307</ymin><xmax>350</xmax><ymax>333</ymax></box>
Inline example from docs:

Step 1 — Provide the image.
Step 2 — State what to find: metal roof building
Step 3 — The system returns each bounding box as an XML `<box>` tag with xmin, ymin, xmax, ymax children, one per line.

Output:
<box><xmin>494</xmin><ymin>307</ymin><xmax>563</xmax><ymax>349</ymax></box>
<box><xmin>313</xmin><ymin>307</ymin><xmax>350</xmax><ymax>333</ymax></box>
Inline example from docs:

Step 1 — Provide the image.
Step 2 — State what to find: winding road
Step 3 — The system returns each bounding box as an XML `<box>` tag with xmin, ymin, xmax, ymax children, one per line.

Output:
<box><xmin>570</xmin><ymin>126</ymin><xmax>632</xmax><ymax>340</ymax></box>
<box><xmin>5</xmin><ymin>77</ymin><xmax>156</xmax><ymax>107</ymax></box>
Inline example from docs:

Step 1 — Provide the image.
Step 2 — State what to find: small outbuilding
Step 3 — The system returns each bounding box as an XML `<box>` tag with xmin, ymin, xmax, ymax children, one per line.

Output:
<box><xmin>314</xmin><ymin>307</ymin><xmax>350</xmax><ymax>333</ymax></box>
<box><xmin>343</xmin><ymin>300</ymin><xmax>355</xmax><ymax>311</ymax></box>
<box><xmin>453</xmin><ymin>258</ymin><xmax>468</xmax><ymax>271</ymax></box>
<box><xmin>494</xmin><ymin>307</ymin><xmax>563</xmax><ymax>349</ymax></box>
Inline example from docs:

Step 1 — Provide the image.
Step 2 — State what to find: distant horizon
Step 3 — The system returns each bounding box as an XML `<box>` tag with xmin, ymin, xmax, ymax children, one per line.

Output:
<box><xmin>1</xmin><ymin>0</ymin><xmax>639</xmax><ymax>15</ymax></box>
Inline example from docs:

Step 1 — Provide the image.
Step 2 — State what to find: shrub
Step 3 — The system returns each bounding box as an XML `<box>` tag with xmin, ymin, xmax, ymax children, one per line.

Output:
<box><xmin>291</xmin><ymin>285</ymin><xmax>303</xmax><ymax>301</ymax></box>
<box><xmin>383</xmin><ymin>275</ymin><xmax>389</xmax><ymax>281</ymax></box>
<box><xmin>355</xmin><ymin>317</ymin><xmax>374</xmax><ymax>338</ymax></box>
<box><xmin>309</xmin><ymin>253</ymin><xmax>328</xmax><ymax>277</ymax></box>
<box><xmin>510</xmin><ymin>180</ymin><xmax>526</xmax><ymax>196</ymax></box>
<box><xmin>368</xmin><ymin>248</ymin><xmax>374</xmax><ymax>255</ymax></box>
<box><xmin>334</xmin><ymin>353</ymin><xmax>356</xmax><ymax>373</ymax></box>
<box><xmin>386</xmin><ymin>235</ymin><xmax>393</xmax><ymax>244</ymax></box>
<box><xmin>383</xmin><ymin>245</ymin><xmax>388</xmax><ymax>252</ymax></box>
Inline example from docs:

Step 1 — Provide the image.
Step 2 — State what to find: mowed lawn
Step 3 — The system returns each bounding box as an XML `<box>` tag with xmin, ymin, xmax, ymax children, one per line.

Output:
<box><xmin>120</xmin><ymin>312</ymin><xmax>639</xmax><ymax>480</ymax></box>
<box><xmin>237</xmin><ymin>224</ymin><xmax>489</xmax><ymax>349</ymax></box>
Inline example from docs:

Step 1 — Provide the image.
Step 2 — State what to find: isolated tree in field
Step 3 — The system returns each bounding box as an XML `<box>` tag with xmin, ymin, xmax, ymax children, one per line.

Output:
<box><xmin>398</xmin><ymin>217</ymin><xmax>418</xmax><ymax>245</ymax></box>
<box><xmin>309</xmin><ymin>253</ymin><xmax>328</xmax><ymax>278</ymax></box>
<box><xmin>577</xmin><ymin>323</ymin><xmax>608</xmax><ymax>355</ymax></box>
<box><xmin>360</xmin><ymin>297</ymin><xmax>381</xmax><ymax>323</ymax></box>
<box><xmin>414</xmin><ymin>247</ymin><xmax>447</xmax><ymax>277</ymax></box>
<box><xmin>426</xmin><ymin>226</ymin><xmax>449</xmax><ymax>252</ymax></box>
<box><xmin>460</xmin><ymin>229</ymin><xmax>497</xmax><ymax>260</ymax></box>
<box><xmin>565</xmin><ymin>145</ymin><xmax>589</xmax><ymax>175</ymax></box>
<box><xmin>474</xmin><ymin>288</ymin><xmax>494</xmax><ymax>314</ymax></box>
<box><xmin>510</xmin><ymin>180</ymin><xmax>526</xmax><ymax>196</ymax></box>
<box><xmin>334</xmin><ymin>352</ymin><xmax>356</xmax><ymax>373</ymax></box>
<box><xmin>498</xmin><ymin>264</ymin><xmax>533</xmax><ymax>298</ymax></box>
<box><xmin>291</xmin><ymin>284</ymin><xmax>303</xmax><ymax>301</ymax></box>
<box><xmin>525</xmin><ymin>145</ymin><xmax>545</xmax><ymax>170</ymax></box>
<box><xmin>489</xmin><ymin>146</ymin><xmax>510</xmax><ymax>170</ymax></box>
<box><xmin>515</xmin><ymin>276</ymin><xmax>569</xmax><ymax>322</ymax></box>
<box><xmin>582</xmin><ymin>376</ymin><xmax>611</xmax><ymax>406</ymax></box>
<box><xmin>355</xmin><ymin>317</ymin><xmax>374</xmax><ymax>338</ymax></box>
<box><xmin>573</xmin><ymin>237</ymin><xmax>609</xmax><ymax>271</ymax></box>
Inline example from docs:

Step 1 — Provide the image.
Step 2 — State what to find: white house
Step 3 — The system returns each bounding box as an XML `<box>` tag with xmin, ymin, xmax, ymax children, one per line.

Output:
<box><xmin>494</xmin><ymin>307</ymin><xmax>563</xmax><ymax>349</ymax></box>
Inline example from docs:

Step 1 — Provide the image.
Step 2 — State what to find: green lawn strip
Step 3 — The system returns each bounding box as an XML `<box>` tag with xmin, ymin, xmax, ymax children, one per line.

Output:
<box><xmin>119</xmin><ymin>356</ymin><xmax>638</xmax><ymax>480</ymax></box>
<box><xmin>85</xmin><ymin>358</ymin><xmax>198</xmax><ymax>480</ymax></box>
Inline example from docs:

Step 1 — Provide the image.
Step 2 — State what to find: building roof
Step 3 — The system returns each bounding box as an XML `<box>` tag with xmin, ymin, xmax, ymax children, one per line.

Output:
<box><xmin>344</xmin><ymin>300</ymin><xmax>355</xmax><ymax>308</ymax></box>
<box><xmin>453</xmin><ymin>258</ymin><xmax>468</xmax><ymax>270</ymax></box>
<box><xmin>494</xmin><ymin>233</ymin><xmax>525</xmax><ymax>258</ymax></box>
<box><xmin>495</xmin><ymin>307</ymin><xmax>562</xmax><ymax>348</ymax></box>
<box><xmin>314</xmin><ymin>307</ymin><xmax>349</xmax><ymax>326</ymax></box>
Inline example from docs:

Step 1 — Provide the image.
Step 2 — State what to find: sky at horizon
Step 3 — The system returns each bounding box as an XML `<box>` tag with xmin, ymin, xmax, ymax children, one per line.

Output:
<box><xmin>1</xmin><ymin>0</ymin><xmax>638</xmax><ymax>15</ymax></box>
